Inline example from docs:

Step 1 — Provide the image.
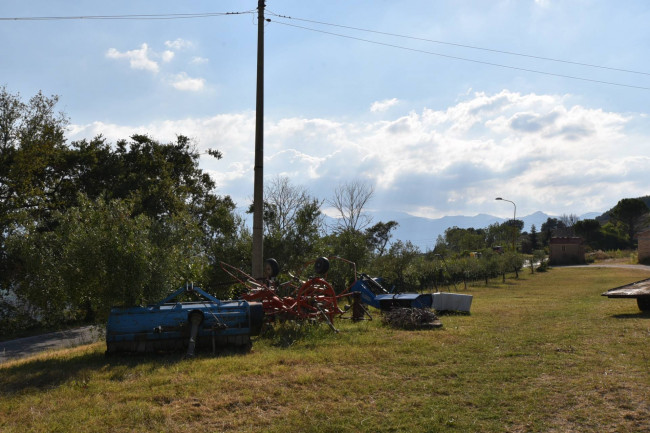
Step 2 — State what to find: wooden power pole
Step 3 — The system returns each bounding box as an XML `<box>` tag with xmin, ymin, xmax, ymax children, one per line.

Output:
<box><xmin>252</xmin><ymin>0</ymin><xmax>265</xmax><ymax>278</ymax></box>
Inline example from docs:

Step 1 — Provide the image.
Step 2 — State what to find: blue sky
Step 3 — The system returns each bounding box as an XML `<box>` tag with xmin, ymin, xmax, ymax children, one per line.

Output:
<box><xmin>2</xmin><ymin>0</ymin><xmax>649</xmax><ymax>220</ymax></box>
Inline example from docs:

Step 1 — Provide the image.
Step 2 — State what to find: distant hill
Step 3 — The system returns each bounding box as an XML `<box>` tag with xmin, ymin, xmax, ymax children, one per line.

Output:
<box><xmin>327</xmin><ymin>210</ymin><xmax>597</xmax><ymax>252</ymax></box>
<box><xmin>241</xmin><ymin>208</ymin><xmax>601</xmax><ymax>252</ymax></box>
<box><xmin>365</xmin><ymin>210</ymin><xmax>564</xmax><ymax>251</ymax></box>
<box><xmin>596</xmin><ymin>196</ymin><xmax>650</xmax><ymax>224</ymax></box>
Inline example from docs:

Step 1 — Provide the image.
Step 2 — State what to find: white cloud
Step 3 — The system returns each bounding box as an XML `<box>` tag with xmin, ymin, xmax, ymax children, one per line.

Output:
<box><xmin>67</xmin><ymin>90</ymin><xmax>648</xmax><ymax>217</ymax></box>
<box><xmin>165</xmin><ymin>38</ymin><xmax>194</xmax><ymax>51</ymax></box>
<box><xmin>162</xmin><ymin>50</ymin><xmax>175</xmax><ymax>62</ymax></box>
<box><xmin>191</xmin><ymin>56</ymin><xmax>209</xmax><ymax>65</ymax></box>
<box><xmin>106</xmin><ymin>43</ymin><xmax>159</xmax><ymax>73</ymax></box>
<box><xmin>370</xmin><ymin>98</ymin><xmax>399</xmax><ymax>113</ymax></box>
<box><xmin>169</xmin><ymin>72</ymin><xmax>205</xmax><ymax>91</ymax></box>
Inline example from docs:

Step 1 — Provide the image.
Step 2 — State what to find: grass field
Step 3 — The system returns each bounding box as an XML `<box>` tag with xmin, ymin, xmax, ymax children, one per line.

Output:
<box><xmin>1</xmin><ymin>266</ymin><xmax>649</xmax><ymax>432</ymax></box>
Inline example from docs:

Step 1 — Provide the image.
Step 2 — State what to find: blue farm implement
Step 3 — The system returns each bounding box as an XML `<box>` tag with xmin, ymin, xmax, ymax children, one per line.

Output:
<box><xmin>106</xmin><ymin>285</ymin><xmax>264</xmax><ymax>356</ymax></box>
<box><xmin>348</xmin><ymin>273</ymin><xmax>433</xmax><ymax>311</ymax></box>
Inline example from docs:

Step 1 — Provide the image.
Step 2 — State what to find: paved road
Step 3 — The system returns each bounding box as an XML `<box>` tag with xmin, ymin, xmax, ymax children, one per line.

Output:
<box><xmin>0</xmin><ymin>326</ymin><xmax>103</xmax><ymax>364</ymax></box>
<box><xmin>560</xmin><ymin>263</ymin><xmax>650</xmax><ymax>271</ymax></box>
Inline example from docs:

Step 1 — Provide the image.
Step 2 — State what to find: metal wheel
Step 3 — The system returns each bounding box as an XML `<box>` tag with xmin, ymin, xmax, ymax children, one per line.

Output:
<box><xmin>294</xmin><ymin>278</ymin><xmax>340</xmax><ymax>322</ymax></box>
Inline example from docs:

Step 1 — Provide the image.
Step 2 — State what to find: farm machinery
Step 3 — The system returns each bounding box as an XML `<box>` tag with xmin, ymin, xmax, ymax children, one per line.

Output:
<box><xmin>221</xmin><ymin>256</ymin><xmax>450</xmax><ymax>329</ymax></box>
<box><xmin>220</xmin><ymin>257</ymin><xmax>345</xmax><ymax>330</ymax></box>
<box><xmin>106</xmin><ymin>284</ymin><xmax>264</xmax><ymax>356</ymax></box>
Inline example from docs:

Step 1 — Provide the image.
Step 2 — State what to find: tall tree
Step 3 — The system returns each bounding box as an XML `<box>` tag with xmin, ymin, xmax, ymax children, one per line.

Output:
<box><xmin>365</xmin><ymin>220</ymin><xmax>399</xmax><ymax>256</ymax></box>
<box><xmin>529</xmin><ymin>224</ymin><xmax>539</xmax><ymax>251</ymax></box>
<box><xmin>573</xmin><ymin>219</ymin><xmax>602</xmax><ymax>249</ymax></box>
<box><xmin>328</xmin><ymin>180</ymin><xmax>374</xmax><ymax>233</ymax></box>
<box><xmin>609</xmin><ymin>198</ymin><xmax>649</xmax><ymax>247</ymax></box>
<box><xmin>247</xmin><ymin>176</ymin><xmax>323</xmax><ymax>270</ymax></box>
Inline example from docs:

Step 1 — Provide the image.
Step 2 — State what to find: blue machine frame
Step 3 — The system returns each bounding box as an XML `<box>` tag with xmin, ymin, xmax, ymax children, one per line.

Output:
<box><xmin>106</xmin><ymin>285</ymin><xmax>264</xmax><ymax>355</ymax></box>
<box><xmin>349</xmin><ymin>274</ymin><xmax>433</xmax><ymax>311</ymax></box>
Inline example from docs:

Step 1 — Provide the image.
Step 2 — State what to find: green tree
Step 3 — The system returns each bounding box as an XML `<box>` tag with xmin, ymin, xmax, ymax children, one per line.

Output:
<box><xmin>540</xmin><ymin>217</ymin><xmax>566</xmax><ymax>247</ymax></box>
<box><xmin>573</xmin><ymin>219</ymin><xmax>602</xmax><ymax>249</ymax></box>
<box><xmin>365</xmin><ymin>220</ymin><xmax>399</xmax><ymax>257</ymax></box>
<box><xmin>7</xmin><ymin>196</ymin><xmax>206</xmax><ymax>323</ymax></box>
<box><xmin>609</xmin><ymin>198</ymin><xmax>649</xmax><ymax>247</ymax></box>
<box><xmin>529</xmin><ymin>224</ymin><xmax>539</xmax><ymax>251</ymax></box>
<box><xmin>247</xmin><ymin>176</ymin><xmax>324</xmax><ymax>270</ymax></box>
<box><xmin>379</xmin><ymin>240</ymin><xmax>420</xmax><ymax>291</ymax></box>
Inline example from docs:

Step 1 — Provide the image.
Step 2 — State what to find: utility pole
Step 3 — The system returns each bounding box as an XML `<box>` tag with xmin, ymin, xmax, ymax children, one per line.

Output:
<box><xmin>252</xmin><ymin>0</ymin><xmax>265</xmax><ymax>278</ymax></box>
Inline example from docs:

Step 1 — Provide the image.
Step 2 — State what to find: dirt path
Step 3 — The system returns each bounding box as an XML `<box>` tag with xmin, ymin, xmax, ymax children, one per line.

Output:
<box><xmin>0</xmin><ymin>326</ymin><xmax>103</xmax><ymax>364</ymax></box>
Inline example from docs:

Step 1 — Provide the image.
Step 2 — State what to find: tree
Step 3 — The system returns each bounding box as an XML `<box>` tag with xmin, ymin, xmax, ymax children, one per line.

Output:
<box><xmin>7</xmin><ymin>196</ymin><xmax>206</xmax><ymax>323</ymax></box>
<box><xmin>365</xmin><ymin>220</ymin><xmax>399</xmax><ymax>256</ymax></box>
<box><xmin>0</xmin><ymin>87</ymin><xmax>69</xmax><ymax>288</ymax></box>
<box><xmin>609</xmin><ymin>198</ymin><xmax>649</xmax><ymax>247</ymax></box>
<box><xmin>443</xmin><ymin>227</ymin><xmax>487</xmax><ymax>253</ymax></box>
<box><xmin>0</xmin><ymin>88</ymin><xmax>239</xmax><ymax>319</ymax></box>
<box><xmin>529</xmin><ymin>224</ymin><xmax>539</xmax><ymax>251</ymax></box>
<box><xmin>573</xmin><ymin>219</ymin><xmax>602</xmax><ymax>249</ymax></box>
<box><xmin>328</xmin><ymin>180</ymin><xmax>374</xmax><ymax>233</ymax></box>
<box><xmin>540</xmin><ymin>217</ymin><xmax>566</xmax><ymax>246</ymax></box>
<box><xmin>372</xmin><ymin>240</ymin><xmax>420</xmax><ymax>292</ymax></box>
<box><xmin>247</xmin><ymin>176</ymin><xmax>324</xmax><ymax>270</ymax></box>
<box><xmin>0</xmin><ymin>87</ymin><xmax>69</xmax><ymax>225</ymax></box>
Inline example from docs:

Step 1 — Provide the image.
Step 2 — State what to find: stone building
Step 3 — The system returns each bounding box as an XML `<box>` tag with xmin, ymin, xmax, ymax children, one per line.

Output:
<box><xmin>638</xmin><ymin>231</ymin><xmax>650</xmax><ymax>265</ymax></box>
<box><xmin>549</xmin><ymin>237</ymin><xmax>585</xmax><ymax>265</ymax></box>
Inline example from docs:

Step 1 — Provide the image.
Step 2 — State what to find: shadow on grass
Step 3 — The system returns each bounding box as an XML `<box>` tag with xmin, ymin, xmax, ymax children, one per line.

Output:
<box><xmin>612</xmin><ymin>311</ymin><xmax>650</xmax><ymax>320</ymax></box>
<box><xmin>0</xmin><ymin>344</ymin><xmax>251</xmax><ymax>396</ymax></box>
<box><xmin>0</xmin><ymin>350</ymin><xmax>179</xmax><ymax>396</ymax></box>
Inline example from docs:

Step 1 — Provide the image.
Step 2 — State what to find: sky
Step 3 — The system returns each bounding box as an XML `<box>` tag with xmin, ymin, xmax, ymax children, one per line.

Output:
<box><xmin>2</xmin><ymin>0</ymin><xmax>649</xmax><ymax>221</ymax></box>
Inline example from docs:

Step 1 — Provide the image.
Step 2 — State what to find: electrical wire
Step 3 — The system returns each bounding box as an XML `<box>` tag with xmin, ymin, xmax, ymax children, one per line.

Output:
<box><xmin>267</xmin><ymin>11</ymin><xmax>650</xmax><ymax>77</ymax></box>
<box><xmin>269</xmin><ymin>20</ymin><xmax>650</xmax><ymax>91</ymax></box>
<box><xmin>0</xmin><ymin>11</ymin><xmax>255</xmax><ymax>21</ymax></box>
<box><xmin>3</xmin><ymin>7</ymin><xmax>647</xmax><ymax>89</ymax></box>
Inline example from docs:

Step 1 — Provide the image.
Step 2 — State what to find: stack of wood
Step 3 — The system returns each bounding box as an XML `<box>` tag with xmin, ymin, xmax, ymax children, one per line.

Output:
<box><xmin>382</xmin><ymin>308</ymin><xmax>442</xmax><ymax>330</ymax></box>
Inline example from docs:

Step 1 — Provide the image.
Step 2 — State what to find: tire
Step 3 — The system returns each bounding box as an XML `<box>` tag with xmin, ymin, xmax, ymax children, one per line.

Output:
<box><xmin>264</xmin><ymin>258</ymin><xmax>280</xmax><ymax>278</ymax></box>
<box><xmin>314</xmin><ymin>257</ymin><xmax>330</xmax><ymax>275</ymax></box>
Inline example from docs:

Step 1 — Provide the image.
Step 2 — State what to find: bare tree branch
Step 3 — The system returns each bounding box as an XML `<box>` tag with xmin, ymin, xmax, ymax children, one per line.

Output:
<box><xmin>329</xmin><ymin>180</ymin><xmax>374</xmax><ymax>232</ymax></box>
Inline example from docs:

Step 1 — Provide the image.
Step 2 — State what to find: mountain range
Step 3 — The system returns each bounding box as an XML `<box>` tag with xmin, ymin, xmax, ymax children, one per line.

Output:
<box><xmin>241</xmin><ymin>208</ymin><xmax>601</xmax><ymax>253</ymax></box>
<box><xmin>334</xmin><ymin>210</ymin><xmax>601</xmax><ymax>252</ymax></box>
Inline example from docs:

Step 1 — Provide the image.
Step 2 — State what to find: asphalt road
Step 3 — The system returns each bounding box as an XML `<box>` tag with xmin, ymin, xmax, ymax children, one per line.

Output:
<box><xmin>0</xmin><ymin>325</ymin><xmax>103</xmax><ymax>364</ymax></box>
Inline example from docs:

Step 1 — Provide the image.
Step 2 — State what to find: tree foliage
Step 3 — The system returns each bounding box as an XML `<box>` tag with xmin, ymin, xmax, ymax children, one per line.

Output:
<box><xmin>7</xmin><ymin>196</ymin><xmax>206</xmax><ymax>323</ymax></box>
<box><xmin>609</xmin><ymin>198</ymin><xmax>649</xmax><ymax>246</ymax></box>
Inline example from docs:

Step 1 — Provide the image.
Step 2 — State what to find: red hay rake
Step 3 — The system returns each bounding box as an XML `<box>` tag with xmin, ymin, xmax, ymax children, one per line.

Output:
<box><xmin>220</xmin><ymin>257</ymin><xmax>356</xmax><ymax>330</ymax></box>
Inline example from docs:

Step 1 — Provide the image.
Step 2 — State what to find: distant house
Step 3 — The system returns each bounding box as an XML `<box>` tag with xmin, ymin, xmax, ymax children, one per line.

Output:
<box><xmin>549</xmin><ymin>237</ymin><xmax>585</xmax><ymax>265</ymax></box>
<box><xmin>638</xmin><ymin>231</ymin><xmax>650</xmax><ymax>265</ymax></box>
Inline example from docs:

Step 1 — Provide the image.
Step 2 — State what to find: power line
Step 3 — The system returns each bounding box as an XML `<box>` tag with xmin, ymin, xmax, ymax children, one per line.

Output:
<box><xmin>267</xmin><ymin>12</ymin><xmax>650</xmax><ymax>77</ymax></box>
<box><xmin>0</xmin><ymin>11</ymin><xmax>255</xmax><ymax>21</ymax></box>
<box><xmin>269</xmin><ymin>20</ymin><xmax>650</xmax><ymax>92</ymax></box>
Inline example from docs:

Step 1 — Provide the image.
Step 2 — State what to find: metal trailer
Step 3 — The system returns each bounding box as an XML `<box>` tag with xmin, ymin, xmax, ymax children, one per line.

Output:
<box><xmin>601</xmin><ymin>277</ymin><xmax>650</xmax><ymax>311</ymax></box>
<box><xmin>106</xmin><ymin>285</ymin><xmax>264</xmax><ymax>356</ymax></box>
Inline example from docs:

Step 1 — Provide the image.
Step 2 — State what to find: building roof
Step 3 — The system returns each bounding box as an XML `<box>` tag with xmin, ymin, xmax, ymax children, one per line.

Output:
<box><xmin>549</xmin><ymin>237</ymin><xmax>584</xmax><ymax>245</ymax></box>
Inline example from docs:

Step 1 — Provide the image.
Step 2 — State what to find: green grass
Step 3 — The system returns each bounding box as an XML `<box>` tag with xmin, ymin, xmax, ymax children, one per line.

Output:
<box><xmin>2</xmin><ymin>267</ymin><xmax>650</xmax><ymax>432</ymax></box>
